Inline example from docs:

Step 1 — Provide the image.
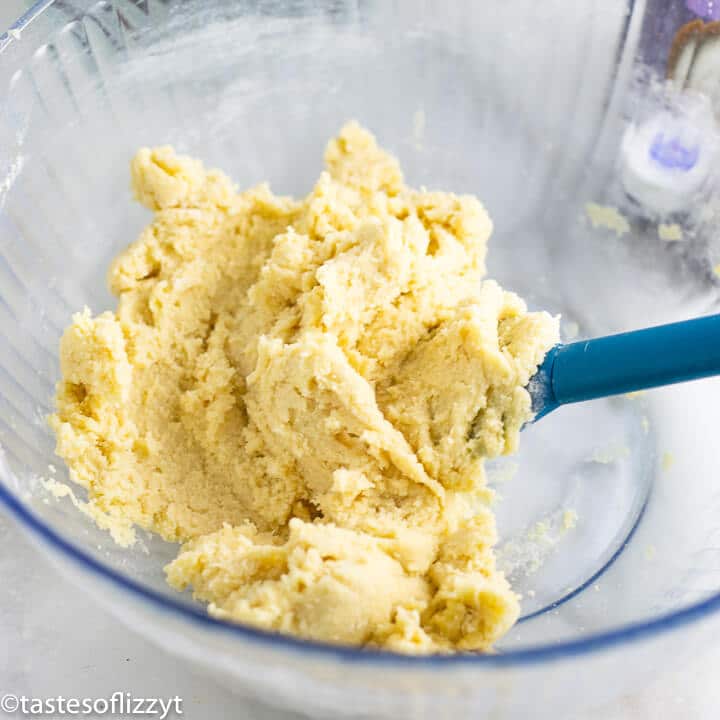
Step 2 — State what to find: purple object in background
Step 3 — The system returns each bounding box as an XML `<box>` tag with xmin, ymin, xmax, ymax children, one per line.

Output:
<box><xmin>687</xmin><ymin>0</ymin><xmax>720</xmax><ymax>20</ymax></box>
<box><xmin>637</xmin><ymin>0</ymin><xmax>694</xmax><ymax>70</ymax></box>
<box><xmin>649</xmin><ymin>132</ymin><xmax>700</xmax><ymax>170</ymax></box>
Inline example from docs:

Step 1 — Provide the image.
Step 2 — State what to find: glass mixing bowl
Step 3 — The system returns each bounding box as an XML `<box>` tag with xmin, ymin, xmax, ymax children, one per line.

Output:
<box><xmin>2</xmin><ymin>1</ymin><xmax>720</xmax><ymax>717</ymax></box>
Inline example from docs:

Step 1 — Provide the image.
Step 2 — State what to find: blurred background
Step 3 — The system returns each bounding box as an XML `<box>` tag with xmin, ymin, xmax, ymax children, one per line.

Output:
<box><xmin>0</xmin><ymin>1</ymin><xmax>32</xmax><ymax>28</ymax></box>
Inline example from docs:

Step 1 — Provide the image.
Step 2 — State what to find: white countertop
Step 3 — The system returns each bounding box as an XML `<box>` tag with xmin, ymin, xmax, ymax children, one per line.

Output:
<box><xmin>0</xmin><ymin>3</ymin><xmax>717</xmax><ymax>718</ymax></box>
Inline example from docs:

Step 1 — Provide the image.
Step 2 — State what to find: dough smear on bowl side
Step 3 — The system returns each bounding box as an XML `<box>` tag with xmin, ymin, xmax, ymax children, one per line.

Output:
<box><xmin>50</xmin><ymin>123</ymin><xmax>559</xmax><ymax>653</ymax></box>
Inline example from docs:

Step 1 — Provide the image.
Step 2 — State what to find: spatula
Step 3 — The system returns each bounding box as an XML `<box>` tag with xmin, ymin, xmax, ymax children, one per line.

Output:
<box><xmin>528</xmin><ymin>314</ymin><xmax>720</xmax><ymax>422</ymax></box>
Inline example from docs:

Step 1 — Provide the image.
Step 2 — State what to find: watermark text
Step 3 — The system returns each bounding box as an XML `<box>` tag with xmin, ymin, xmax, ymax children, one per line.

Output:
<box><xmin>1</xmin><ymin>691</ymin><xmax>182</xmax><ymax>718</ymax></box>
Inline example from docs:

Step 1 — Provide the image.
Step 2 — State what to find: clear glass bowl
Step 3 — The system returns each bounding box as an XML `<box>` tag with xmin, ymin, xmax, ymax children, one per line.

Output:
<box><xmin>3</xmin><ymin>1</ymin><xmax>720</xmax><ymax>717</ymax></box>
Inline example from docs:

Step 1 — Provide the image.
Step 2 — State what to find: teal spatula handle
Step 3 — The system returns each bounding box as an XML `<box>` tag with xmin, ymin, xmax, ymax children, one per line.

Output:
<box><xmin>533</xmin><ymin>314</ymin><xmax>720</xmax><ymax>419</ymax></box>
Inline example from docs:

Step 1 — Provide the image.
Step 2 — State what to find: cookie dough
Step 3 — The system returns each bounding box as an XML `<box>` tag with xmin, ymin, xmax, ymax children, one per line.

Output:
<box><xmin>50</xmin><ymin>123</ymin><xmax>559</xmax><ymax>653</ymax></box>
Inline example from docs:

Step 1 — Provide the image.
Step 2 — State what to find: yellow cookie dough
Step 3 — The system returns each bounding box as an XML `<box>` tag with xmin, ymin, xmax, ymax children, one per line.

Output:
<box><xmin>50</xmin><ymin>123</ymin><xmax>559</xmax><ymax>653</ymax></box>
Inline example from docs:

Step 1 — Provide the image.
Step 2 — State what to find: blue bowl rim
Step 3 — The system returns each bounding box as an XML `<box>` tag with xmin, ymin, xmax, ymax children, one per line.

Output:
<box><xmin>3</xmin><ymin>460</ymin><xmax>720</xmax><ymax>668</ymax></box>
